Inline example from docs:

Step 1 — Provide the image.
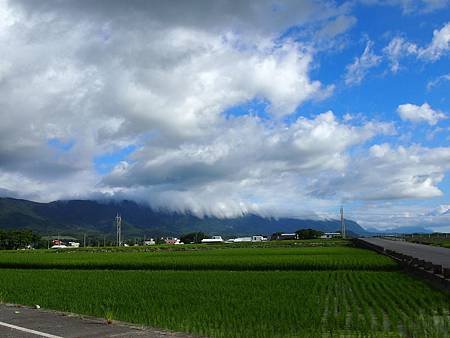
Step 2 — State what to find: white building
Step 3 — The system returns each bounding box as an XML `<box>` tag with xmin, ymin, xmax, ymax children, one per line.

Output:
<box><xmin>165</xmin><ymin>237</ymin><xmax>183</xmax><ymax>245</ymax></box>
<box><xmin>226</xmin><ymin>236</ymin><xmax>268</xmax><ymax>243</ymax></box>
<box><xmin>144</xmin><ymin>239</ymin><xmax>156</xmax><ymax>245</ymax></box>
<box><xmin>320</xmin><ymin>232</ymin><xmax>341</xmax><ymax>239</ymax></box>
<box><xmin>51</xmin><ymin>244</ymin><xmax>67</xmax><ymax>249</ymax></box>
<box><xmin>252</xmin><ymin>236</ymin><xmax>267</xmax><ymax>242</ymax></box>
<box><xmin>201</xmin><ymin>236</ymin><xmax>224</xmax><ymax>243</ymax></box>
<box><xmin>234</xmin><ymin>237</ymin><xmax>252</xmax><ymax>242</ymax></box>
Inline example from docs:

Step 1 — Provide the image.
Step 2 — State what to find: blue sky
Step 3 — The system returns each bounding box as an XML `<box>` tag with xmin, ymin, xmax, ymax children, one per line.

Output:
<box><xmin>0</xmin><ymin>0</ymin><xmax>449</xmax><ymax>231</ymax></box>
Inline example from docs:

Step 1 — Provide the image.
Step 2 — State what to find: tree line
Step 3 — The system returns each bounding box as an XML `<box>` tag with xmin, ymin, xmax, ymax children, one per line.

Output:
<box><xmin>271</xmin><ymin>229</ymin><xmax>324</xmax><ymax>240</ymax></box>
<box><xmin>0</xmin><ymin>229</ymin><xmax>41</xmax><ymax>249</ymax></box>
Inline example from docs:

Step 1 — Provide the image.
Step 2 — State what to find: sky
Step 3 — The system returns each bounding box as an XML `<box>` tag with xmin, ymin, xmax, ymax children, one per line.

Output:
<box><xmin>0</xmin><ymin>0</ymin><xmax>449</xmax><ymax>231</ymax></box>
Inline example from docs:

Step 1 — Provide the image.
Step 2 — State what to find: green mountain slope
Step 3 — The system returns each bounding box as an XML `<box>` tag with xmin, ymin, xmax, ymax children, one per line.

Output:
<box><xmin>0</xmin><ymin>197</ymin><xmax>368</xmax><ymax>237</ymax></box>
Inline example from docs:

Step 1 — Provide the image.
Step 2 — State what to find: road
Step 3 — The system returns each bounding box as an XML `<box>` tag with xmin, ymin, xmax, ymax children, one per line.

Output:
<box><xmin>0</xmin><ymin>304</ymin><xmax>196</xmax><ymax>338</ymax></box>
<box><xmin>359</xmin><ymin>237</ymin><xmax>450</xmax><ymax>269</ymax></box>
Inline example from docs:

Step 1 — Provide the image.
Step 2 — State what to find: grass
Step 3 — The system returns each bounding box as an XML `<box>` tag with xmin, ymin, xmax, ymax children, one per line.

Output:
<box><xmin>0</xmin><ymin>246</ymin><xmax>398</xmax><ymax>271</ymax></box>
<box><xmin>0</xmin><ymin>269</ymin><xmax>448</xmax><ymax>337</ymax></box>
<box><xmin>405</xmin><ymin>236</ymin><xmax>450</xmax><ymax>249</ymax></box>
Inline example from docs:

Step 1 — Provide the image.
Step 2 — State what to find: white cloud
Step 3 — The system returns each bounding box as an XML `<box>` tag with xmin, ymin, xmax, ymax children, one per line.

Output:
<box><xmin>344</xmin><ymin>40</ymin><xmax>381</xmax><ymax>85</ymax></box>
<box><xmin>427</xmin><ymin>73</ymin><xmax>450</xmax><ymax>89</ymax></box>
<box><xmin>418</xmin><ymin>22</ymin><xmax>450</xmax><ymax>61</ymax></box>
<box><xmin>344</xmin><ymin>202</ymin><xmax>450</xmax><ymax>232</ymax></box>
<box><xmin>315</xmin><ymin>15</ymin><xmax>357</xmax><ymax>39</ymax></box>
<box><xmin>384</xmin><ymin>22</ymin><xmax>450</xmax><ymax>71</ymax></box>
<box><xmin>0</xmin><ymin>0</ymin><xmax>335</xmax><ymax>184</ymax></box>
<box><xmin>360</xmin><ymin>0</ymin><xmax>449</xmax><ymax>14</ymax></box>
<box><xmin>311</xmin><ymin>144</ymin><xmax>450</xmax><ymax>201</ymax></box>
<box><xmin>98</xmin><ymin>112</ymin><xmax>393</xmax><ymax>217</ymax></box>
<box><xmin>0</xmin><ymin>0</ymin><xmax>449</xmax><ymax>231</ymax></box>
<box><xmin>383</xmin><ymin>37</ymin><xmax>417</xmax><ymax>73</ymax></box>
<box><xmin>0</xmin><ymin>0</ymin><xmax>368</xmax><ymax>219</ymax></box>
<box><xmin>397</xmin><ymin>102</ymin><xmax>447</xmax><ymax>125</ymax></box>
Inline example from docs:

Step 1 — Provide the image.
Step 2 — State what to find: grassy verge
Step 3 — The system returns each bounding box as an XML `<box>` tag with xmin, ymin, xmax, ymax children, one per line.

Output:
<box><xmin>0</xmin><ymin>269</ymin><xmax>448</xmax><ymax>337</ymax></box>
<box><xmin>405</xmin><ymin>237</ymin><xmax>450</xmax><ymax>249</ymax></box>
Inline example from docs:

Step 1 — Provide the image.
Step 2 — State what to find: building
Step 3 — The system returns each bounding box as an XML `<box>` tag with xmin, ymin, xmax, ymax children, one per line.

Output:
<box><xmin>165</xmin><ymin>237</ymin><xmax>183</xmax><ymax>245</ymax></box>
<box><xmin>226</xmin><ymin>236</ymin><xmax>268</xmax><ymax>243</ymax></box>
<box><xmin>320</xmin><ymin>232</ymin><xmax>341</xmax><ymax>239</ymax></box>
<box><xmin>144</xmin><ymin>239</ymin><xmax>156</xmax><ymax>245</ymax></box>
<box><xmin>201</xmin><ymin>236</ymin><xmax>224</xmax><ymax>244</ymax></box>
<box><xmin>51</xmin><ymin>239</ymin><xmax>63</xmax><ymax>246</ymax></box>
<box><xmin>233</xmin><ymin>237</ymin><xmax>252</xmax><ymax>242</ymax></box>
<box><xmin>252</xmin><ymin>235</ymin><xmax>267</xmax><ymax>242</ymax></box>
<box><xmin>272</xmin><ymin>233</ymin><xmax>297</xmax><ymax>240</ymax></box>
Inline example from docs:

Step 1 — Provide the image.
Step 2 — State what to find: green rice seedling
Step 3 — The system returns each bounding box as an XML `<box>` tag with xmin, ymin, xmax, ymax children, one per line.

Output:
<box><xmin>0</xmin><ymin>290</ymin><xmax>6</xmax><ymax>304</ymax></box>
<box><xmin>0</xmin><ymin>243</ymin><xmax>447</xmax><ymax>337</ymax></box>
<box><xmin>0</xmin><ymin>246</ymin><xmax>398</xmax><ymax>271</ymax></box>
<box><xmin>104</xmin><ymin>309</ymin><xmax>114</xmax><ymax>324</ymax></box>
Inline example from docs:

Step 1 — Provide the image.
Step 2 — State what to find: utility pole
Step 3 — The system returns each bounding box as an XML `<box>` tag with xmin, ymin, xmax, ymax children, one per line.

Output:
<box><xmin>116</xmin><ymin>213</ymin><xmax>122</xmax><ymax>246</ymax></box>
<box><xmin>340</xmin><ymin>206</ymin><xmax>346</xmax><ymax>239</ymax></box>
<box><xmin>83</xmin><ymin>233</ymin><xmax>86</xmax><ymax>247</ymax></box>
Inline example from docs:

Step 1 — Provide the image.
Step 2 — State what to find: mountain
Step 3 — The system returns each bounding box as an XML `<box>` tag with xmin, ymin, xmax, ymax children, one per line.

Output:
<box><xmin>366</xmin><ymin>226</ymin><xmax>433</xmax><ymax>234</ymax></box>
<box><xmin>0</xmin><ymin>197</ymin><xmax>369</xmax><ymax>238</ymax></box>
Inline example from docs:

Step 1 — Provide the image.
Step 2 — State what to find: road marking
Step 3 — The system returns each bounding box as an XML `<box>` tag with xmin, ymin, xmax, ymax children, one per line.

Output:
<box><xmin>0</xmin><ymin>321</ymin><xmax>63</xmax><ymax>338</ymax></box>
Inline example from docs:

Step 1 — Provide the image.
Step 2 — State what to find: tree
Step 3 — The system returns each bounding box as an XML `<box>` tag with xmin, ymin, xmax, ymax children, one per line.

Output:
<box><xmin>0</xmin><ymin>229</ymin><xmax>40</xmax><ymax>249</ymax></box>
<box><xmin>295</xmin><ymin>228</ymin><xmax>324</xmax><ymax>240</ymax></box>
<box><xmin>155</xmin><ymin>237</ymin><xmax>166</xmax><ymax>245</ymax></box>
<box><xmin>270</xmin><ymin>232</ymin><xmax>283</xmax><ymax>241</ymax></box>
<box><xmin>180</xmin><ymin>232</ymin><xmax>208</xmax><ymax>244</ymax></box>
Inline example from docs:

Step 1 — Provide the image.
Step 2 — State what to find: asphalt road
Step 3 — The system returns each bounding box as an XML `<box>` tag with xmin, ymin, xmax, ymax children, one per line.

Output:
<box><xmin>0</xmin><ymin>304</ymin><xmax>196</xmax><ymax>338</ymax></box>
<box><xmin>360</xmin><ymin>237</ymin><xmax>450</xmax><ymax>269</ymax></box>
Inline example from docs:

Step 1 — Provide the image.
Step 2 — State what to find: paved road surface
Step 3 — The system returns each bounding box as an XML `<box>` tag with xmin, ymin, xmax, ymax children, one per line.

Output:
<box><xmin>360</xmin><ymin>237</ymin><xmax>450</xmax><ymax>269</ymax></box>
<box><xmin>0</xmin><ymin>304</ymin><xmax>196</xmax><ymax>338</ymax></box>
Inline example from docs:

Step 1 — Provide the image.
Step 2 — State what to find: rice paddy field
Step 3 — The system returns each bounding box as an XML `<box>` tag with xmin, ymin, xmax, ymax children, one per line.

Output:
<box><xmin>0</xmin><ymin>246</ymin><xmax>397</xmax><ymax>271</ymax></box>
<box><xmin>0</xmin><ymin>241</ymin><xmax>449</xmax><ymax>337</ymax></box>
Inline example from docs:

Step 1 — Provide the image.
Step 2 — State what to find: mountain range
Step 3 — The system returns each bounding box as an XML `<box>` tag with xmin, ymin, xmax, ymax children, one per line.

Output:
<box><xmin>0</xmin><ymin>197</ymin><xmax>369</xmax><ymax>239</ymax></box>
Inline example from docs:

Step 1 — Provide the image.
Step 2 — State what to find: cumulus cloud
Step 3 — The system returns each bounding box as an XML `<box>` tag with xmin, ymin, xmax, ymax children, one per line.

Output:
<box><xmin>0</xmin><ymin>0</ymin><xmax>336</xmax><ymax>186</ymax></box>
<box><xmin>344</xmin><ymin>202</ymin><xmax>450</xmax><ymax>232</ymax></box>
<box><xmin>0</xmin><ymin>0</ymin><xmax>368</xmax><ymax>218</ymax></box>
<box><xmin>397</xmin><ymin>103</ymin><xmax>447</xmax><ymax>125</ymax></box>
<box><xmin>99</xmin><ymin>112</ymin><xmax>393</xmax><ymax>217</ymax></box>
<box><xmin>311</xmin><ymin>144</ymin><xmax>450</xmax><ymax>201</ymax></box>
<box><xmin>344</xmin><ymin>40</ymin><xmax>381</xmax><ymax>85</ymax></box>
<box><xmin>0</xmin><ymin>0</ymin><xmax>449</xmax><ymax>230</ymax></box>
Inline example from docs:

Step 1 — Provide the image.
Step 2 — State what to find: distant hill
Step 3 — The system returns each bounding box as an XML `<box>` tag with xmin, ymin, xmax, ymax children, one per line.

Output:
<box><xmin>366</xmin><ymin>226</ymin><xmax>433</xmax><ymax>235</ymax></box>
<box><xmin>0</xmin><ymin>197</ymin><xmax>369</xmax><ymax>238</ymax></box>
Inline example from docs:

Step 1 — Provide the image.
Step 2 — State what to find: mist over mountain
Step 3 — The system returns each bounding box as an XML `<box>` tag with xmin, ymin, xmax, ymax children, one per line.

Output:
<box><xmin>0</xmin><ymin>197</ymin><xmax>368</xmax><ymax>238</ymax></box>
